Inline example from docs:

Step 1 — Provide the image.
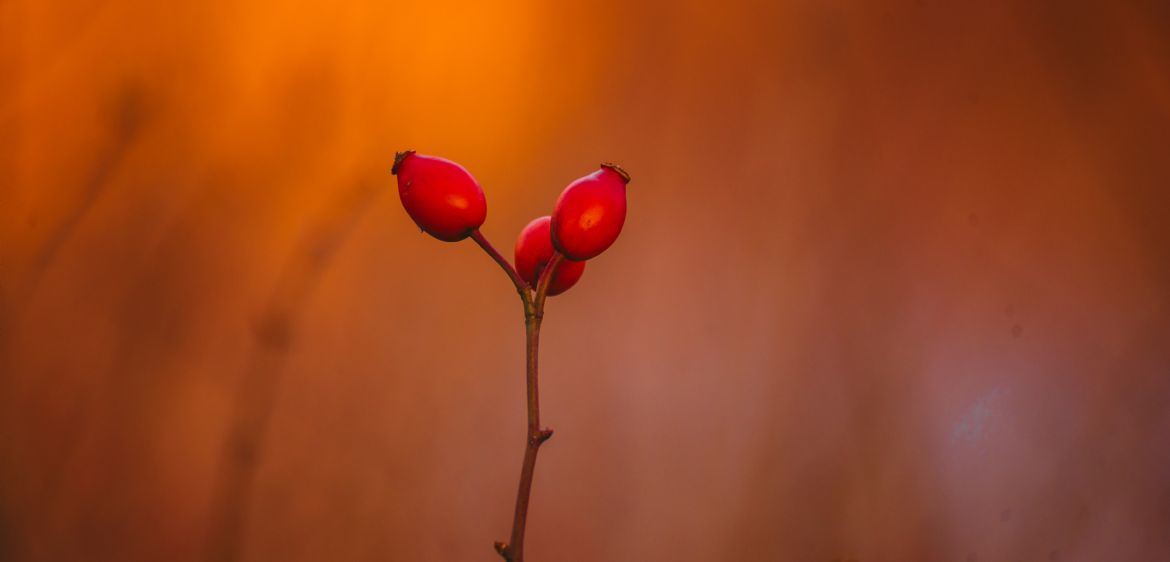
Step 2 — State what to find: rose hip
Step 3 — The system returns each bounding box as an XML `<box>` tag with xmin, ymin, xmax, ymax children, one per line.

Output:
<box><xmin>550</xmin><ymin>163</ymin><xmax>630</xmax><ymax>261</ymax></box>
<box><xmin>514</xmin><ymin>216</ymin><xmax>585</xmax><ymax>296</ymax></box>
<box><xmin>392</xmin><ymin>150</ymin><xmax>487</xmax><ymax>242</ymax></box>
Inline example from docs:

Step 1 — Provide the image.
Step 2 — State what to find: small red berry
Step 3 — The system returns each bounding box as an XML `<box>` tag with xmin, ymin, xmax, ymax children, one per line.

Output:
<box><xmin>515</xmin><ymin>216</ymin><xmax>585</xmax><ymax>296</ymax></box>
<box><xmin>550</xmin><ymin>163</ymin><xmax>630</xmax><ymax>261</ymax></box>
<box><xmin>392</xmin><ymin>150</ymin><xmax>487</xmax><ymax>242</ymax></box>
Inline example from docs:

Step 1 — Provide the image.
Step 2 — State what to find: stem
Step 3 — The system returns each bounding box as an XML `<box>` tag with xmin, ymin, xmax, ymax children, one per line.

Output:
<box><xmin>533</xmin><ymin>253</ymin><xmax>563</xmax><ymax>308</ymax></box>
<box><xmin>495</xmin><ymin>252</ymin><xmax>564</xmax><ymax>562</ymax></box>
<box><xmin>471</xmin><ymin>229</ymin><xmax>530</xmax><ymax>301</ymax></box>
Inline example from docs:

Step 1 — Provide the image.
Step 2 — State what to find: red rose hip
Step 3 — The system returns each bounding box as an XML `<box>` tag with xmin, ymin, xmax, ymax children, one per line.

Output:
<box><xmin>550</xmin><ymin>163</ymin><xmax>630</xmax><ymax>261</ymax></box>
<box><xmin>515</xmin><ymin>216</ymin><xmax>585</xmax><ymax>296</ymax></box>
<box><xmin>392</xmin><ymin>150</ymin><xmax>487</xmax><ymax>242</ymax></box>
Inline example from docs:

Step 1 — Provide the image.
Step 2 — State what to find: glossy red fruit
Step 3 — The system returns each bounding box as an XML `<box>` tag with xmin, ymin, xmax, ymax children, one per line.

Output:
<box><xmin>550</xmin><ymin>163</ymin><xmax>630</xmax><ymax>261</ymax></box>
<box><xmin>392</xmin><ymin>150</ymin><xmax>487</xmax><ymax>242</ymax></box>
<box><xmin>515</xmin><ymin>216</ymin><xmax>585</xmax><ymax>296</ymax></box>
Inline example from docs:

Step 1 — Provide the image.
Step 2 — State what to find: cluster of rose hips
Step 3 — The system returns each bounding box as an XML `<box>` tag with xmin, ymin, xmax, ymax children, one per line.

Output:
<box><xmin>393</xmin><ymin>150</ymin><xmax>629</xmax><ymax>561</ymax></box>
<box><xmin>392</xmin><ymin>150</ymin><xmax>630</xmax><ymax>293</ymax></box>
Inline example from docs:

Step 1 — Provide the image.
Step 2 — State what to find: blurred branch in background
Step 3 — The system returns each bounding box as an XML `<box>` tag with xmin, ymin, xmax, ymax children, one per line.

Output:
<box><xmin>0</xmin><ymin>84</ymin><xmax>150</xmax><ymax>561</ymax></box>
<box><xmin>0</xmin><ymin>85</ymin><xmax>146</xmax><ymax>359</ymax></box>
<box><xmin>205</xmin><ymin>175</ymin><xmax>382</xmax><ymax>562</ymax></box>
<box><xmin>30</xmin><ymin>88</ymin><xmax>147</xmax><ymax>283</ymax></box>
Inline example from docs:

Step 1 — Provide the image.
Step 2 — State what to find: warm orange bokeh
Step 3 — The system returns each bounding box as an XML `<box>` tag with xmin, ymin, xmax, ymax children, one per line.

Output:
<box><xmin>2</xmin><ymin>1</ymin><xmax>1169</xmax><ymax>561</ymax></box>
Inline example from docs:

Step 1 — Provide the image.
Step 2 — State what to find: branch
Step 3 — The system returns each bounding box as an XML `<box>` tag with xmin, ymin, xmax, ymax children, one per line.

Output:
<box><xmin>495</xmin><ymin>251</ymin><xmax>565</xmax><ymax>562</ymax></box>
<box><xmin>470</xmin><ymin>229</ymin><xmax>531</xmax><ymax>302</ymax></box>
<box><xmin>533</xmin><ymin>252</ymin><xmax>564</xmax><ymax>315</ymax></box>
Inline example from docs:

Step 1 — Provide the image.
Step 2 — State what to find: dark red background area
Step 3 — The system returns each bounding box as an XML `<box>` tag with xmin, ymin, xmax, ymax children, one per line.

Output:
<box><xmin>2</xmin><ymin>1</ymin><xmax>1169</xmax><ymax>560</ymax></box>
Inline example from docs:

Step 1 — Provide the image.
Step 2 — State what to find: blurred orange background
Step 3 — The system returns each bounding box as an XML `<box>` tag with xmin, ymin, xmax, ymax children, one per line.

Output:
<box><xmin>2</xmin><ymin>1</ymin><xmax>1169</xmax><ymax>561</ymax></box>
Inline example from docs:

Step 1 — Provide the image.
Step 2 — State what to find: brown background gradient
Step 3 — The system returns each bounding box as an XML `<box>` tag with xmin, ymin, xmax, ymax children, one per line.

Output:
<box><xmin>2</xmin><ymin>1</ymin><xmax>1170</xmax><ymax>561</ymax></box>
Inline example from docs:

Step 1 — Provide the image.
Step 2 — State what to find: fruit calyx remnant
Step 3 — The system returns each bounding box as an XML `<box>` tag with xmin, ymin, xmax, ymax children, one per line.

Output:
<box><xmin>600</xmin><ymin>162</ymin><xmax>631</xmax><ymax>183</ymax></box>
<box><xmin>392</xmin><ymin>150</ymin><xmax>416</xmax><ymax>175</ymax></box>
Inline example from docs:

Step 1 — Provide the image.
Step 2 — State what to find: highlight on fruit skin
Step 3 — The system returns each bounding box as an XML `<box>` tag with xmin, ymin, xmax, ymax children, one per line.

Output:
<box><xmin>550</xmin><ymin>162</ymin><xmax>630</xmax><ymax>261</ymax></box>
<box><xmin>514</xmin><ymin>216</ymin><xmax>586</xmax><ymax>296</ymax></box>
<box><xmin>392</xmin><ymin>150</ymin><xmax>487</xmax><ymax>242</ymax></box>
